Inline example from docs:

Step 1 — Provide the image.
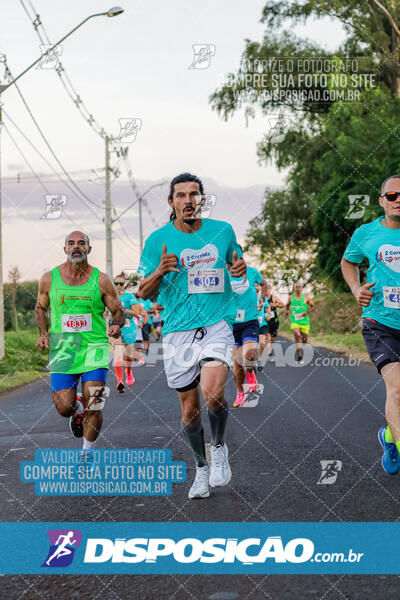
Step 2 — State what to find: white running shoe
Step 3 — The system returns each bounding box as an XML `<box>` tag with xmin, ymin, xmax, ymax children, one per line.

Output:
<box><xmin>188</xmin><ymin>465</ymin><xmax>210</xmax><ymax>499</ymax></box>
<box><xmin>209</xmin><ymin>443</ymin><xmax>232</xmax><ymax>487</ymax></box>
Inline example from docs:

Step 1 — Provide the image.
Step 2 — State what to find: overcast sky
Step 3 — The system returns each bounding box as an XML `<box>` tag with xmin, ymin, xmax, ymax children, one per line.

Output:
<box><xmin>1</xmin><ymin>1</ymin><xmax>346</xmax><ymax>279</ymax></box>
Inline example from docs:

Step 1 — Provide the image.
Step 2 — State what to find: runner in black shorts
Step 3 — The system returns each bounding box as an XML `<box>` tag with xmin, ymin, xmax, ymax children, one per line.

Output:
<box><xmin>342</xmin><ymin>174</ymin><xmax>400</xmax><ymax>474</ymax></box>
<box><xmin>256</xmin><ymin>295</ymin><xmax>269</xmax><ymax>370</ymax></box>
<box><xmin>230</xmin><ymin>266</ymin><xmax>266</xmax><ymax>407</ymax></box>
<box><xmin>138</xmin><ymin>297</ymin><xmax>153</xmax><ymax>355</ymax></box>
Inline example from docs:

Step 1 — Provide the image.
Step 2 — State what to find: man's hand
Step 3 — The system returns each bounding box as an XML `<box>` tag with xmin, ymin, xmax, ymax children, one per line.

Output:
<box><xmin>230</xmin><ymin>251</ymin><xmax>247</xmax><ymax>280</ymax></box>
<box><xmin>356</xmin><ymin>282</ymin><xmax>375</xmax><ymax>307</ymax></box>
<box><xmin>156</xmin><ymin>244</ymin><xmax>179</xmax><ymax>277</ymax></box>
<box><xmin>108</xmin><ymin>325</ymin><xmax>121</xmax><ymax>338</ymax></box>
<box><xmin>36</xmin><ymin>333</ymin><xmax>49</xmax><ymax>350</ymax></box>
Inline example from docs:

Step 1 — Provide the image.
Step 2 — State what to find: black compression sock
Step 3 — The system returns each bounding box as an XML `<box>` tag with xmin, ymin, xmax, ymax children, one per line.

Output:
<box><xmin>181</xmin><ymin>421</ymin><xmax>207</xmax><ymax>467</ymax></box>
<box><xmin>208</xmin><ymin>403</ymin><xmax>229</xmax><ymax>447</ymax></box>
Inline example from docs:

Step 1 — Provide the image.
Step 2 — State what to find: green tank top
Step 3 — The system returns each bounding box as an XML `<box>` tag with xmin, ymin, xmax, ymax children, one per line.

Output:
<box><xmin>49</xmin><ymin>266</ymin><xmax>109</xmax><ymax>374</ymax></box>
<box><xmin>290</xmin><ymin>292</ymin><xmax>310</xmax><ymax>326</ymax></box>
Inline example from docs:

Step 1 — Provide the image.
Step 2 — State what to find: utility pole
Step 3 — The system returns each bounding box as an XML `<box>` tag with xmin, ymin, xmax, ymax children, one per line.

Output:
<box><xmin>139</xmin><ymin>195</ymin><xmax>143</xmax><ymax>252</ymax></box>
<box><xmin>0</xmin><ymin>96</ymin><xmax>4</xmax><ymax>359</ymax></box>
<box><xmin>105</xmin><ymin>135</ymin><xmax>113</xmax><ymax>278</ymax></box>
<box><xmin>0</xmin><ymin>8</ymin><xmax>124</xmax><ymax>362</ymax></box>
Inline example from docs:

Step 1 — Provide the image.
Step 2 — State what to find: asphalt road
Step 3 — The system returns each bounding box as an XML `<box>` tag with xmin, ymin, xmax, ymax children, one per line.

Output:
<box><xmin>0</xmin><ymin>335</ymin><xmax>399</xmax><ymax>599</ymax></box>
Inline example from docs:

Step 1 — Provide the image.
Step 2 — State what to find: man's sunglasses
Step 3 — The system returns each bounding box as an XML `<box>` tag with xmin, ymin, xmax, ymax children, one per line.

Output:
<box><xmin>381</xmin><ymin>191</ymin><xmax>400</xmax><ymax>202</ymax></box>
<box><xmin>114</xmin><ymin>281</ymin><xmax>125</xmax><ymax>286</ymax></box>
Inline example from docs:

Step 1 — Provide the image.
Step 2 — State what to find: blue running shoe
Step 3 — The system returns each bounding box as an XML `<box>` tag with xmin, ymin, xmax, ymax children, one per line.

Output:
<box><xmin>76</xmin><ymin>449</ymin><xmax>95</xmax><ymax>473</ymax></box>
<box><xmin>378</xmin><ymin>427</ymin><xmax>400</xmax><ymax>475</ymax></box>
<box><xmin>79</xmin><ymin>449</ymin><xmax>94</xmax><ymax>464</ymax></box>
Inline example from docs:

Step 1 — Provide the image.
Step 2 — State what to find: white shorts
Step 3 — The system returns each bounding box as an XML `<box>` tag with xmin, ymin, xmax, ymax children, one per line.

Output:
<box><xmin>162</xmin><ymin>319</ymin><xmax>234</xmax><ymax>389</ymax></box>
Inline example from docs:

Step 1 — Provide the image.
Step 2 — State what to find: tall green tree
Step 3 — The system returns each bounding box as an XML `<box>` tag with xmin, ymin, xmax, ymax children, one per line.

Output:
<box><xmin>210</xmin><ymin>0</ymin><xmax>400</xmax><ymax>287</ymax></box>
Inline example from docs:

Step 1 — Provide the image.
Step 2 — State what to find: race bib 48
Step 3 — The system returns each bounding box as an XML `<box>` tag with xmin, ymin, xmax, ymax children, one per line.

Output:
<box><xmin>383</xmin><ymin>286</ymin><xmax>400</xmax><ymax>309</ymax></box>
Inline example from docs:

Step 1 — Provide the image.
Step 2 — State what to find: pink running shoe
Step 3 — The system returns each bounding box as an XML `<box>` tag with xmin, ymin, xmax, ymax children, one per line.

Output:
<box><xmin>233</xmin><ymin>392</ymin><xmax>246</xmax><ymax>407</ymax></box>
<box><xmin>246</xmin><ymin>371</ymin><xmax>258</xmax><ymax>392</ymax></box>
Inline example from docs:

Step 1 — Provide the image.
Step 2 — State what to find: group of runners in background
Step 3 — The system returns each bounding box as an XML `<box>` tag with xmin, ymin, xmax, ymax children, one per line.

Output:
<box><xmin>109</xmin><ymin>262</ymin><xmax>315</xmax><ymax>408</ymax></box>
<box><xmin>34</xmin><ymin>171</ymin><xmax>319</xmax><ymax>498</ymax></box>
<box><xmin>108</xmin><ymin>273</ymin><xmax>164</xmax><ymax>393</ymax></box>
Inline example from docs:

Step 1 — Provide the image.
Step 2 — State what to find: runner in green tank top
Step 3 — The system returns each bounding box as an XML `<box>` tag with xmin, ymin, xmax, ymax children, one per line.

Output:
<box><xmin>35</xmin><ymin>231</ymin><xmax>125</xmax><ymax>458</ymax></box>
<box><xmin>285</xmin><ymin>282</ymin><xmax>315</xmax><ymax>363</ymax></box>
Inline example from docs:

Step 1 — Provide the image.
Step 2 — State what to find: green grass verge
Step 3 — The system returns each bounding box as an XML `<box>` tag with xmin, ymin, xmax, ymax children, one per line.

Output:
<box><xmin>279</xmin><ymin>321</ymin><xmax>366</xmax><ymax>356</ymax></box>
<box><xmin>0</xmin><ymin>329</ymin><xmax>49</xmax><ymax>393</ymax></box>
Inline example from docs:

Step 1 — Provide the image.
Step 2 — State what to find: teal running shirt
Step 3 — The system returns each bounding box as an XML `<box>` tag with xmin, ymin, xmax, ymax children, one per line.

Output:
<box><xmin>138</xmin><ymin>219</ymin><xmax>242</xmax><ymax>335</ymax></box>
<box><xmin>230</xmin><ymin>266</ymin><xmax>263</xmax><ymax>323</ymax></box>
<box><xmin>344</xmin><ymin>216</ymin><xmax>400</xmax><ymax>330</ymax></box>
<box><xmin>120</xmin><ymin>292</ymin><xmax>138</xmax><ymax>344</ymax></box>
<box><xmin>140</xmin><ymin>299</ymin><xmax>154</xmax><ymax>312</ymax></box>
<box><xmin>257</xmin><ymin>298</ymin><xmax>269</xmax><ymax>327</ymax></box>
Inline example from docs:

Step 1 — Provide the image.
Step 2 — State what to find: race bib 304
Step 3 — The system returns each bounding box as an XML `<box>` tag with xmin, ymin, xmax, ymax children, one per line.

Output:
<box><xmin>188</xmin><ymin>268</ymin><xmax>225</xmax><ymax>294</ymax></box>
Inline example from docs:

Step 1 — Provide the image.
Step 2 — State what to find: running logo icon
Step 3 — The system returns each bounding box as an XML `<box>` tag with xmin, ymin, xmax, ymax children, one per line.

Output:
<box><xmin>188</xmin><ymin>44</ymin><xmax>216</xmax><ymax>69</ymax></box>
<box><xmin>345</xmin><ymin>195</ymin><xmax>369</xmax><ymax>219</ymax></box>
<box><xmin>267</xmin><ymin>116</ymin><xmax>292</xmax><ymax>143</ymax></box>
<box><xmin>317</xmin><ymin>460</ymin><xmax>342</xmax><ymax>485</ymax></box>
<box><xmin>42</xmin><ymin>529</ymin><xmax>82</xmax><ymax>567</ymax></box>
<box><xmin>117</xmin><ymin>118</ymin><xmax>142</xmax><ymax>143</ymax></box>
<box><xmin>200</xmin><ymin>194</ymin><xmax>216</xmax><ymax>218</ymax></box>
<box><xmin>41</xmin><ymin>194</ymin><xmax>67</xmax><ymax>219</ymax></box>
<box><xmin>36</xmin><ymin>44</ymin><xmax>63</xmax><ymax>69</ymax></box>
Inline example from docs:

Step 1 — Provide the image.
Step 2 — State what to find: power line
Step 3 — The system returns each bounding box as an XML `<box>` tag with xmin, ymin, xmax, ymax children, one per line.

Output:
<box><xmin>3</xmin><ymin>168</ymin><xmax>106</xmax><ymax>183</ymax></box>
<box><xmin>142</xmin><ymin>196</ymin><xmax>159</xmax><ymax>229</ymax></box>
<box><xmin>4</xmin><ymin>109</ymin><xmax>103</xmax><ymax>219</ymax></box>
<box><xmin>4</xmin><ymin>125</ymin><xmax>104</xmax><ymax>236</ymax></box>
<box><xmin>115</xmin><ymin>153</ymin><xmax>166</xmax><ymax>223</ymax></box>
<box><xmin>4</xmin><ymin>109</ymin><xmax>70</xmax><ymax>181</ymax></box>
<box><xmin>2</xmin><ymin>57</ymin><xmax>105</xmax><ymax>213</ymax></box>
<box><xmin>5</xmin><ymin>104</ymin><xmax>141</xmax><ymax>255</ymax></box>
<box><xmin>117</xmin><ymin>217</ymin><xmax>139</xmax><ymax>251</ymax></box>
<box><xmin>5</xmin><ymin>121</ymin><xmax>137</xmax><ymax>258</ymax></box>
<box><xmin>3</xmin><ymin>123</ymin><xmax>51</xmax><ymax>194</ymax></box>
<box><xmin>19</xmin><ymin>0</ymin><xmax>110</xmax><ymax>140</ymax></box>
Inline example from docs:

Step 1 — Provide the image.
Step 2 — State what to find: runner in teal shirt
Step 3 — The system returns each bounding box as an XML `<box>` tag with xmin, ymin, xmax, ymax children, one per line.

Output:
<box><xmin>229</xmin><ymin>266</ymin><xmax>265</xmax><ymax>406</ymax></box>
<box><xmin>257</xmin><ymin>297</ymin><xmax>269</xmax><ymax>328</ymax></box>
<box><xmin>120</xmin><ymin>291</ymin><xmax>138</xmax><ymax>344</ymax></box>
<box><xmin>344</xmin><ymin>215</ymin><xmax>400</xmax><ymax>330</ymax></box>
<box><xmin>342</xmin><ymin>177</ymin><xmax>400</xmax><ymax>476</ymax></box>
<box><xmin>230</xmin><ymin>266</ymin><xmax>263</xmax><ymax>323</ymax></box>
<box><xmin>137</xmin><ymin>172</ymin><xmax>247</xmax><ymax>500</ymax></box>
<box><xmin>140</xmin><ymin>298</ymin><xmax>154</xmax><ymax>312</ymax></box>
<box><xmin>138</xmin><ymin>218</ymin><xmax>242</xmax><ymax>335</ymax></box>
